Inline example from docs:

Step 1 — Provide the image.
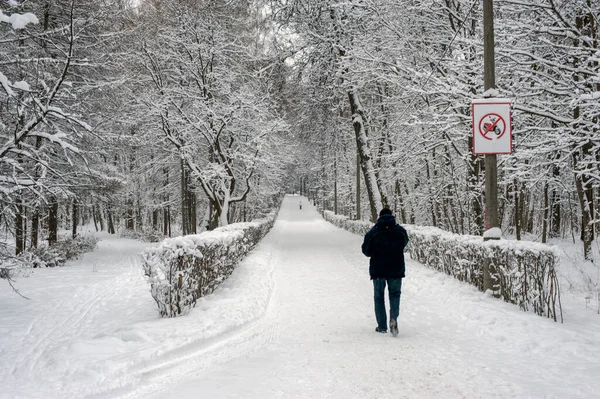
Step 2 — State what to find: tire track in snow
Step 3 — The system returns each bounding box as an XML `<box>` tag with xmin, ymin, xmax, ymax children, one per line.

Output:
<box><xmin>133</xmin><ymin>240</ymin><xmax>282</xmax><ymax>385</ymax></box>
<box><xmin>11</xmin><ymin>254</ymin><xmax>142</xmax><ymax>379</ymax></box>
<box><xmin>87</xmin><ymin>232</ymin><xmax>283</xmax><ymax>399</ymax></box>
<box><xmin>12</xmin><ymin>293</ymin><xmax>92</xmax><ymax>374</ymax></box>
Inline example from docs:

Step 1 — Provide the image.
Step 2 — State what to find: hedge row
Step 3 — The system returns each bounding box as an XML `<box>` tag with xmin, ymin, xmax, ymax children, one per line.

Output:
<box><xmin>323</xmin><ymin>211</ymin><xmax>563</xmax><ymax>322</ymax></box>
<box><xmin>1</xmin><ymin>236</ymin><xmax>99</xmax><ymax>280</ymax></box>
<box><xmin>141</xmin><ymin>212</ymin><xmax>277</xmax><ymax>318</ymax></box>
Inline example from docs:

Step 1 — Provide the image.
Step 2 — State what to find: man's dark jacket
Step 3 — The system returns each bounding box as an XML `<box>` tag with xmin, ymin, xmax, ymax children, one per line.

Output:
<box><xmin>361</xmin><ymin>214</ymin><xmax>409</xmax><ymax>279</ymax></box>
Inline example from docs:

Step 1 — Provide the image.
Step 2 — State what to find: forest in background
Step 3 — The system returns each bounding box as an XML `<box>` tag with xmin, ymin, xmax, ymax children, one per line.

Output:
<box><xmin>0</xmin><ymin>0</ymin><xmax>598</xmax><ymax>268</ymax></box>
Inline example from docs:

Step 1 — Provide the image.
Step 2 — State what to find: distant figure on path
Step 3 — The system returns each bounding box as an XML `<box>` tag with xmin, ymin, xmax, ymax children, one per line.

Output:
<box><xmin>299</xmin><ymin>201</ymin><xmax>302</xmax><ymax>210</ymax></box>
<box><xmin>361</xmin><ymin>208</ymin><xmax>409</xmax><ymax>336</ymax></box>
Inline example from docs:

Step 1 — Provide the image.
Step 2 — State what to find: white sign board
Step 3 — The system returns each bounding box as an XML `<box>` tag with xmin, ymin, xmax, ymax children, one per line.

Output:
<box><xmin>471</xmin><ymin>99</ymin><xmax>512</xmax><ymax>154</ymax></box>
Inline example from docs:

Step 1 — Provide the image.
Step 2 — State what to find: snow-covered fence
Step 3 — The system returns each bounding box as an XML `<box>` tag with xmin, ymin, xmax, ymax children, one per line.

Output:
<box><xmin>323</xmin><ymin>211</ymin><xmax>562</xmax><ymax>322</ymax></box>
<box><xmin>141</xmin><ymin>212</ymin><xmax>277</xmax><ymax>317</ymax></box>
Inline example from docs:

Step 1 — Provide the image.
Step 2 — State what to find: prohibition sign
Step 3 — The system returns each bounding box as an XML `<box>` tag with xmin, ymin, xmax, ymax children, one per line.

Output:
<box><xmin>478</xmin><ymin>113</ymin><xmax>506</xmax><ymax>141</ymax></box>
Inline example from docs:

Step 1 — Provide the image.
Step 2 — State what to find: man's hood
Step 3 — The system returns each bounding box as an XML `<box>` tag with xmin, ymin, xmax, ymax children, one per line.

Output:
<box><xmin>376</xmin><ymin>214</ymin><xmax>397</xmax><ymax>227</ymax></box>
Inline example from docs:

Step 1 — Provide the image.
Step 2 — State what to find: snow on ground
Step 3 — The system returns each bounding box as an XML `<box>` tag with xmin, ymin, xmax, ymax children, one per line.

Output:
<box><xmin>503</xmin><ymin>229</ymin><xmax>600</xmax><ymax>316</ymax></box>
<box><xmin>0</xmin><ymin>228</ymin><xmax>279</xmax><ymax>399</ymax></box>
<box><xmin>550</xmin><ymin>237</ymin><xmax>600</xmax><ymax>315</ymax></box>
<box><xmin>2</xmin><ymin>196</ymin><xmax>600</xmax><ymax>398</ymax></box>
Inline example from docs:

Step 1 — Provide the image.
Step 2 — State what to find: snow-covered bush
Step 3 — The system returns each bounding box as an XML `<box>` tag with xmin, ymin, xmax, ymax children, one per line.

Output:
<box><xmin>0</xmin><ymin>235</ymin><xmax>99</xmax><ymax>281</ymax></box>
<box><xmin>323</xmin><ymin>211</ymin><xmax>562</xmax><ymax>322</ymax></box>
<box><xmin>25</xmin><ymin>236</ymin><xmax>99</xmax><ymax>268</ymax></box>
<box><xmin>0</xmin><ymin>250</ymin><xmax>32</xmax><ymax>281</ymax></box>
<box><xmin>323</xmin><ymin>211</ymin><xmax>372</xmax><ymax>236</ymax></box>
<box><xmin>119</xmin><ymin>228</ymin><xmax>166</xmax><ymax>243</ymax></box>
<box><xmin>141</xmin><ymin>211</ymin><xmax>278</xmax><ymax>317</ymax></box>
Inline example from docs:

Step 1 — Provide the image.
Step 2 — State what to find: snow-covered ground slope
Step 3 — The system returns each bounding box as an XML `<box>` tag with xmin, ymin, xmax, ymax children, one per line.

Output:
<box><xmin>2</xmin><ymin>196</ymin><xmax>600</xmax><ymax>398</ymax></box>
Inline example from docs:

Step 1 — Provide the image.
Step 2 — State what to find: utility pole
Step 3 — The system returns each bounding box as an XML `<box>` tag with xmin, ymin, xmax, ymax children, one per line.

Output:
<box><xmin>483</xmin><ymin>0</ymin><xmax>499</xmax><ymax>235</ymax></box>
<box><xmin>483</xmin><ymin>0</ymin><xmax>500</xmax><ymax>294</ymax></box>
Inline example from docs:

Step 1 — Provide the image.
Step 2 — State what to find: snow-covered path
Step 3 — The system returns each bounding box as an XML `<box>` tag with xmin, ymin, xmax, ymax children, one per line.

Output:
<box><xmin>2</xmin><ymin>196</ymin><xmax>600</xmax><ymax>399</ymax></box>
<box><xmin>143</xmin><ymin>197</ymin><xmax>600</xmax><ymax>399</ymax></box>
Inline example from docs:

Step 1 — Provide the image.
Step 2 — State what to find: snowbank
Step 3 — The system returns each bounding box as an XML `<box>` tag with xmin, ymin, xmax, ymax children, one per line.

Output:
<box><xmin>323</xmin><ymin>211</ymin><xmax>562</xmax><ymax>322</ymax></box>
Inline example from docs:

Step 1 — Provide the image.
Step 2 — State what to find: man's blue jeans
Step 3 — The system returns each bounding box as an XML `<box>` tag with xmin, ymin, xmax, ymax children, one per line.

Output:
<box><xmin>373</xmin><ymin>278</ymin><xmax>403</xmax><ymax>331</ymax></box>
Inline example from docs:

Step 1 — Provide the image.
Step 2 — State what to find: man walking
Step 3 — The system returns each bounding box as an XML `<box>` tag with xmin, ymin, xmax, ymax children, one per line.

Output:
<box><xmin>361</xmin><ymin>208</ymin><xmax>409</xmax><ymax>336</ymax></box>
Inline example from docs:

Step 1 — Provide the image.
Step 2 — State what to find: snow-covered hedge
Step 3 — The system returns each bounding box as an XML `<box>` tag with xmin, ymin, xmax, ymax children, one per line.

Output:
<box><xmin>1</xmin><ymin>236</ymin><xmax>99</xmax><ymax>280</ymax></box>
<box><xmin>119</xmin><ymin>227</ymin><xmax>165</xmax><ymax>243</ymax></box>
<box><xmin>141</xmin><ymin>212</ymin><xmax>277</xmax><ymax>317</ymax></box>
<box><xmin>323</xmin><ymin>211</ymin><xmax>562</xmax><ymax>322</ymax></box>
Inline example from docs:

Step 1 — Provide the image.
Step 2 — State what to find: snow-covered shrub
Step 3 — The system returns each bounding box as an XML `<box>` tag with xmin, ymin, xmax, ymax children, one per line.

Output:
<box><xmin>323</xmin><ymin>211</ymin><xmax>372</xmax><ymax>236</ymax></box>
<box><xmin>323</xmin><ymin>211</ymin><xmax>562</xmax><ymax>322</ymax></box>
<box><xmin>119</xmin><ymin>228</ymin><xmax>166</xmax><ymax>243</ymax></box>
<box><xmin>0</xmin><ymin>236</ymin><xmax>99</xmax><ymax>280</ymax></box>
<box><xmin>141</xmin><ymin>211</ymin><xmax>277</xmax><ymax>317</ymax></box>
<box><xmin>20</xmin><ymin>236</ymin><xmax>99</xmax><ymax>269</ymax></box>
<box><xmin>0</xmin><ymin>251</ymin><xmax>32</xmax><ymax>280</ymax></box>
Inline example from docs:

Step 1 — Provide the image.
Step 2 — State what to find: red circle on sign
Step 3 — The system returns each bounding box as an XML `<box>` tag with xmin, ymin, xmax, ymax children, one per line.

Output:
<box><xmin>478</xmin><ymin>113</ymin><xmax>506</xmax><ymax>141</ymax></box>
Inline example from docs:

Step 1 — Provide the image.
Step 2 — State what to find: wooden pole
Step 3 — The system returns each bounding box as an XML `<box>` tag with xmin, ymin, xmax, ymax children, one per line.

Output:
<box><xmin>483</xmin><ymin>0</ymin><xmax>500</xmax><ymax>294</ymax></box>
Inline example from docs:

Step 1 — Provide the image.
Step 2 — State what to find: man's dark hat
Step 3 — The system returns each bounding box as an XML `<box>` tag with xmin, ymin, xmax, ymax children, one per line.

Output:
<box><xmin>379</xmin><ymin>208</ymin><xmax>392</xmax><ymax>216</ymax></box>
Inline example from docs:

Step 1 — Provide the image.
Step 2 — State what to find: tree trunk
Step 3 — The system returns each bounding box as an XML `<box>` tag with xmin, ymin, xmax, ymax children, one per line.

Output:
<box><xmin>571</xmin><ymin>116</ymin><xmax>595</xmax><ymax>260</ymax></box>
<box><xmin>356</xmin><ymin>152</ymin><xmax>361</xmax><ymax>220</ymax></box>
<box><xmin>107</xmin><ymin>207</ymin><xmax>115</xmax><ymax>235</ymax></box>
<box><xmin>596</xmin><ymin>185</ymin><xmax>600</xmax><ymax>237</ymax></box>
<box><xmin>519</xmin><ymin>184</ymin><xmax>527</xmax><ymax>236</ymax></box>
<box><xmin>72</xmin><ymin>198</ymin><xmax>78</xmax><ymax>239</ymax></box>
<box><xmin>136</xmin><ymin>199</ymin><xmax>143</xmax><ymax>231</ymax></box>
<box><xmin>163</xmin><ymin>167</ymin><xmax>170</xmax><ymax>235</ymax></box>
<box><xmin>395</xmin><ymin>180</ymin><xmax>407</xmax><ymax>224</ymax></box>
<box><xmin>348</xmin><ymin>89</ymin><xmax>383</xmax><ymax>222</ymax></box>
<box><xmin>98</xmin><ymin>206</ymin><xmax>105</xmax><ymax>232</ymax></box>
<box><xmin>163</xmin><ymin>206</ymin><xmax>171</xmax><ymax>237</ymax></box>
<box><xmin>163</xmin><ymin>207</ymin><xmax>168</xmax><ymax>235</ymax></box>
<box><xmin>219</xmin><ymin>186</ymin><xmax>230</xmax><ymax>227</ymax></box>
<box><xmin>15</xmin><ymin>197</ymin><xmax>25</xmax><ymax>255</ymax></box>
<box><xmin>152</xmin><ymin>209</ymin><xmax>159</xmax><ymax>231</ymax></box>
<box><xmin>92</xmin><ymin>205</ymin><xmax>99</xmax><ymax>232</ymax></box>
<box><xmin>31</xmin><ymin>209</ymin><xmax>39</xmax><ymax>249</ymax></box>
<box><xmin>48</xmin><ymin>198</ymin><xmax>58</xmax><ymax>245</ymax></box>
<box><xmin>181</xmin><ymin>158</ymin><xmax>189</xmax><ymax>235</ymax></box>
<box><xmin>514</xmin><ymin>180</ymin><xmax>521</xmax><ymax>240</ymax></box>
<box><xmin>551</xmin><ymin>165</ymin><xmax>561</xmax><ymax>238</ymax></box>
<box><xmin>542</xmin><ymin>182</ymin><xmax>549</xmax><ymax>243</ymax></box>
<box><xmin>334</xmin><ymin>147</ymin><xmax>338</xmax><ymax>214</ymax></box>
<box><xmin>404</xmin><ymin>181</ymin><xmax>415</xmax><ymax>224</ymax></box>
<box><xmin>498</xmin><ymin>180</ymin><xmax>507</xmax><ymax>228</ymax></box>
<box><xmin>125</xmin><ymin>204</ymin><xmax>134</xmax><ymax>231</ymax></box>
<box><xmin>167</xmin><ymin>206</ymin><xmax>171</xmax><ymax>237</ymax></box>
<box><xmin>189</xmin><ymin>189</ymin><xmax>197</xmax><ymax>234</ymax></box>
<box><xmin>574</xmin><ymin>160</ymin><xmax>595</xmax><ymax>260</ymax></box>
<box><xmin>209</xmin><ymin>203</ymin><xmax>219</xmax><ymax>230</ymax></box>
<box><xmin>526</xmin><ymin>195</ymin><xmax>535</xmax><ymax>234</ymax></box>
<box><xmin>467</xmin><ymin>136</ymin><xmax>483</xmax><ymax>235</ymax></box>
<box><xmin>425</xmin><ymin>158</ymin><xmax>438</xmax><ymax>227</ymax></box>
<box><xmin>572</xmin><ymin>14</ymin><xmax>595</xmax><ymax>260</ymax></box>
<box><xmin>521</xmin><ymin>184</ymin><xmax>528</xmax><ymax>236</ymax></box>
